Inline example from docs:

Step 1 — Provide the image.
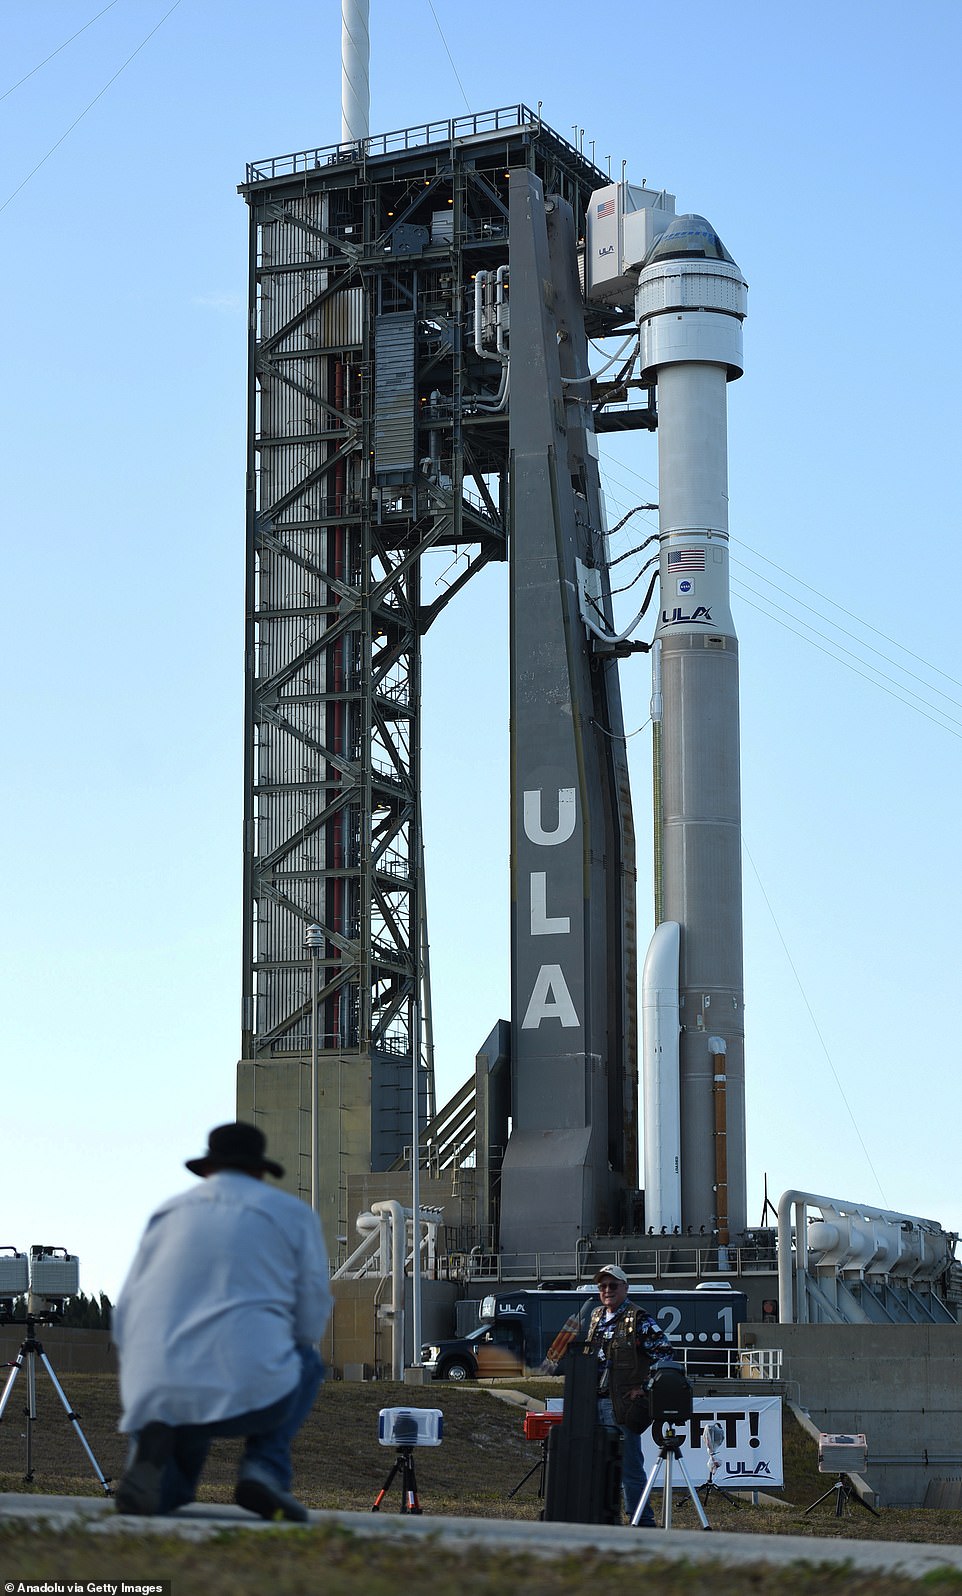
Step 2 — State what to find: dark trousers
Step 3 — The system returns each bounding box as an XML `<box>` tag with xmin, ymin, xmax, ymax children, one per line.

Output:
<box><xmin>130</xmin><ymin>1345</ymin><xmax>324</xmax><ymax>1512</ymax></box>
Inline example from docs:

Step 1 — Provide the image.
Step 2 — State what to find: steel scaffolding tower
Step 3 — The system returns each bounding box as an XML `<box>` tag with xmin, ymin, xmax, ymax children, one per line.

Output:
<box><xmin>237</xmin><ymin>107</ymin><xmax>612</xmax><ymax>1252</ymax></box>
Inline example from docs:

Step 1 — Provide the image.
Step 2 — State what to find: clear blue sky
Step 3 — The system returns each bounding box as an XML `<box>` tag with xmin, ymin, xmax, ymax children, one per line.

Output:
<box><xmin>3</xmin><ymin>1</ymin><xmax>960</xmax><ymax>1301</ymax></box>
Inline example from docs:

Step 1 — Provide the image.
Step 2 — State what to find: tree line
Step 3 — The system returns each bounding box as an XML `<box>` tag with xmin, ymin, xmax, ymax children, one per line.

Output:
<box><xmin>4</xmin><ymin>1291</ymin><xmax>113</xmax><ymax>1329</ymax></box>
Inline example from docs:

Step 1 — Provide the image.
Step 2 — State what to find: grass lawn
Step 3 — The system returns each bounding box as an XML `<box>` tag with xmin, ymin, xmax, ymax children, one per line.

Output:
<box><xmin>1</xmin><ymin>1373</ymin><xmax>960</xmax><ymax>1594</ymax></box>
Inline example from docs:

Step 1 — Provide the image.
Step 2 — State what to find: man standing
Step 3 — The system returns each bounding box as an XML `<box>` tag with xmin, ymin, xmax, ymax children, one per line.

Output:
<box><xmin>584</xmin><ymin>1265</ymin><xmax>673</xmax><ymax>1525</ymax></box>
<box><xmin>113</xmin><ymin>1122</ymin><xmax>331</xmax><ymax>1521</ymax></box>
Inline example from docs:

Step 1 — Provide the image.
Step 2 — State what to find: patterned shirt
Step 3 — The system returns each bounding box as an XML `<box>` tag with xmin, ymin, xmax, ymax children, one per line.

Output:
<box><xmin>593</xmin><ymin>1300</ymin><xmax>673</xmax><ymax>1393</ymax></box>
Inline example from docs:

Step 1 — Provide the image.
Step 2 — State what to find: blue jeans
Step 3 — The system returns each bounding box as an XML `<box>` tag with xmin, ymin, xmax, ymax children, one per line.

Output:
<box><xmin>598</xmin><ymin>1396</ymin><xmax>655</xmax><ymax>1525</ymax></box>
<box><xmin>132</xmin><ymin>1346</ymin><xmax>324</xmax><ymax>1513</ymax></box>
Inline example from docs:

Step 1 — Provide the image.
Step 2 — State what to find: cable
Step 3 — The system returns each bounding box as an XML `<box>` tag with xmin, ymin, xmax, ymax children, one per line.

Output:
<box><xmin>733</xmin><ymin>561</ymin><xmax>957</xmax><ymax>711</ymax></box>
<box><xmin>601</xmin><ymin>448</ymin><xmax>960</xmax><ymax>705</ymax></box>
<box><xmin>593</xmin><ymin>715</ymin><xmax>652</xmax><ymax>741</ymax></box>
<box><xmin>743</xmin><ymin>838</ymin><xmax>889</xmax><ymax>1208</ymax></box>
<box><xmin>562</xmin><ymin>331</ymin><xmax>639</xmax><ymax>386</ymax></box>
<box><xmin>1</xmin><ymin>0</ymin><xmax>184</xmax><ymax>217</ymax></box>
<box><xmin>582</xmin><ymin>568</ymin><xmax>659</xmax><ymax>645</ymax></box>
<box><xmin>1</xmin><ymin>0</ymin><xmax>123</xmax><ymax>103</ymax></box>
<box><xmin>732</xmin><ymin>536</ymin><xmax>962</xmax><ymax>695</ymax></box>
<box><xmin>733</xmin><ymin>588</ymin><xmax>962</xmax><ymax>741</ymax></box>
<box><xmin>425</xmin><ymin>0</ymin><xmax>472</xmax><ymax>114</ymax></box>
<box><xmin>609</xmin><ymin>553</ymin><xmax>659</xmax><ymax>599</ymax></box>
<box><xmin>733</xmin><ymin>577</ymin><xmax>962</xmax><ymax>729</ymax></box>
<box><xmin>608</xmin><ymin>531</ymin><xmax>659</xmax><ymax>568</ymax></box>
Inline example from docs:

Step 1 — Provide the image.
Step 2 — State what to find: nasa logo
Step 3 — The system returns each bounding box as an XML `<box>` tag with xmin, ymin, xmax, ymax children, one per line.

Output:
<box><xmin>679</xmin><ymin>579</ymin><xmax>692</xmax><ymax>594</ymax></box>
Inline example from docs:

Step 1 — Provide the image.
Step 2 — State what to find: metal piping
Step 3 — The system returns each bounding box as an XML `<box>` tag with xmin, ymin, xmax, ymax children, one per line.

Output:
<box><xmin>371</xmin><ymin>1200</ymin><xmax>405</xmax><ymax>1377</ymax></box>
<box><xmin>473</xmin><ymin>271</ymin><xmax>489</xmax><ymax>358</ymax></box>
<box><xmin>709</xmin><ymin>1036</ymin><xmax>729</xmax><ymax>1247</ymax></box>
<box><xmin>776</xmin><ymin>1188</ymin><xmax>953</xmax><ymax>1325</ymax></box>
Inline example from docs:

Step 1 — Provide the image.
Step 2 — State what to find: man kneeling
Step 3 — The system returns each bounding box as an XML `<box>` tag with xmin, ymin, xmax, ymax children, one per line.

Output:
<box><xmin>113</xmin><ymin>1123</ymin><xmax>331</xmax><ymax>1521</ymax></box>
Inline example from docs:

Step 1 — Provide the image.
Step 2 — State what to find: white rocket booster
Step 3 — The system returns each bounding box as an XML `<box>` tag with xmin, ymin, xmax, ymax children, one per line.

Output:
<box><xmin>637</xmin><ymin>215</ymin><xmax>748</xmax><ymax>1238</ymax></box>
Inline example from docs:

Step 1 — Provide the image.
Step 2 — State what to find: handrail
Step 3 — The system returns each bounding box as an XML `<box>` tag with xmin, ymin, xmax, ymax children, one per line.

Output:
<box><xmin>443</xmin><ymin>1241</ymin><xmax>778</xmax><ymax>1284</ymax></box>
<box><xmin>246</xmin><ymin>104</ymin><xmax>545</xmax><ymax>184</ymax></box>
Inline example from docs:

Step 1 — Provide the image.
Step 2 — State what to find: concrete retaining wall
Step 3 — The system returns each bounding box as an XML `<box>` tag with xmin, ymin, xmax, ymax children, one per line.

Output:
<box><xmin>743</xmin><ymin>1322</ymin><xmax>962</xmax><ymax>1506</ymax></box>
<box><xmin>0</xmin><ymin>1327</ymin><xmax>116</xmax><ymax>1374</ymax></box>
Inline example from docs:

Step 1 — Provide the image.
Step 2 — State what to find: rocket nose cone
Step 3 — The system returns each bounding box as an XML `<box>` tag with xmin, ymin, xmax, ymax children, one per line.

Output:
<box><xmin>644</xmin><ymin>214</ymin><xmax>738</xmax><ymax>266</ymax></box>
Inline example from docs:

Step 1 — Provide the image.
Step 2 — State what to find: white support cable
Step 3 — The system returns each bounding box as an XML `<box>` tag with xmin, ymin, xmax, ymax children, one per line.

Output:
<box><xmin>561</xmin><ymin>331</ymin><xmax>639</xmax><ymax>386</ymax></box>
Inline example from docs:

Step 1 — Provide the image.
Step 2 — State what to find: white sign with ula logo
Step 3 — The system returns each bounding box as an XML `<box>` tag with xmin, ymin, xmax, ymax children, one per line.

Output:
<box><xmin>640</xmin><ymin>1396</ymin><xmax>783</xmax><ymax>1489</ymax></box>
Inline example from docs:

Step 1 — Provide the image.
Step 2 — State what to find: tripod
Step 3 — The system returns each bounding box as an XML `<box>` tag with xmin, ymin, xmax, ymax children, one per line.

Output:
<box><xmin>805</xmin><ymin>1472</ymin><xmax>880</xmax><ymax>1520</ymax></box>
<box><xmin>702</xmin><ymin>1471</ymin><xmax>742</xmax><ymax>1509</ymax></box>
<box><xmin>630</xmin><ymin>1423</ymin><xmax>712</xmax><ymax>1531</ymax></box>
<box><xmin>371</xmin><ymin>1446</ymin><xmax>422</xmax><ymax>1514</ymax></box>
<box><xmin>508</xmin><ymin>1437</ymin><xmax>549</xmax><ymax>1500</ymax></box>
<box><xmin>0</xmin><ymin>1315</ymin><xmax>111</xmax><ymax>1493</ymax></box>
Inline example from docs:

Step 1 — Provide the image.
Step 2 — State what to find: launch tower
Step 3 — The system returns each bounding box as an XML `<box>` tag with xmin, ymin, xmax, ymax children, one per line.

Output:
<box><xmin>236</xmin><ymin>108</ymin><xmax>640</xmax><ymax>1255</ymax></box>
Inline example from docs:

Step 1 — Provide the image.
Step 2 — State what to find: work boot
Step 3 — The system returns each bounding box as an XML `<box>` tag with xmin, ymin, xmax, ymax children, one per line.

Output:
<box><xmin>114</xmin><ymin>1423</ymin><xmax>174</xmax><ymax>1515</ymax></box>
<box><xmin>235</xmin><ymin>1463</ymin><xmax>309</xmax><ymax>1522</ymax></box>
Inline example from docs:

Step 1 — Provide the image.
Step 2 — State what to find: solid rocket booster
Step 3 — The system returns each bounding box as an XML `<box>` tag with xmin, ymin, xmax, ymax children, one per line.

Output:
<box><xmin>637</xmin><ymin>215</ymin><xmax>748</xmax><ymax>1237</ymax></box>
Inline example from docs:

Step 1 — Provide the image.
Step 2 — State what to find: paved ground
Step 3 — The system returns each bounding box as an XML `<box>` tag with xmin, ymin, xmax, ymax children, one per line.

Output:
<box><xmin>2</xmin><ymin>1493</ymin><xmax>962</xmax><ymax>1580</ymax></box>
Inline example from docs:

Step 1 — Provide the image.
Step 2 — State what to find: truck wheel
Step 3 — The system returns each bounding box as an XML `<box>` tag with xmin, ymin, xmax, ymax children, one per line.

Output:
<box><xmin>442</xmin><ymin>1358</ymin><xmax>473</xmax><ymax>1381</ymax></box>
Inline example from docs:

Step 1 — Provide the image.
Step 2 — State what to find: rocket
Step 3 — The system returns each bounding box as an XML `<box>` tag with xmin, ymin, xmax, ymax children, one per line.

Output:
<box><xmin>637</xmin><ymin>214</ymin><xmax>749</xmax><ymax>1240</ymax></box>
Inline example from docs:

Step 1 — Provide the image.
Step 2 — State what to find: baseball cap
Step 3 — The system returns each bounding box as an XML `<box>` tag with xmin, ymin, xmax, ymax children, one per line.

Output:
<box><xmin>594</xmin><ymin>1265</ymin><xmax>628</xmax><ymax>1285</ymax></box>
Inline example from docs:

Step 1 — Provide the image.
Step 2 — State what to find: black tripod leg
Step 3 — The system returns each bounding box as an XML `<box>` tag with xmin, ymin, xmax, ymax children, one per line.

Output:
<box><xmin>372</xmin><ymin>1454</ymin><xmax>403</xmax><ymax>1511</ymax></box>
<box><xmin>507</xmin><ymin>1455</ymin><xmax>544</xmax><ymax>1499</ymax></box>
<box><xmin>37</xmin><ymin>1351</ymin><xmax>111</xmax><ymax>1493</ymax></box>
<box><xmin>850</xmin><ymin>1475</ymin><xmax>881</xmax><ymax>1518</ymax></box>
<box><xmin>805</xmin><ymin>1478</ymin><xmax>845</xmax><ymax>1515</ymax></box>
<box><xmin>703</xmin><ymin>1478</ymin><xmax>741</xmax><ymax>1508</ymax></box>
<box><xmin>401</xmin><ymin>1451</ymin><xmax>422</xmax><ymax>1515</ymax></box>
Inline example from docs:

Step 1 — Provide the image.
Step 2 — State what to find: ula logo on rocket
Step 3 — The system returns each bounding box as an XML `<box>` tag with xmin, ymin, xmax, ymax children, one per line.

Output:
<box><xmin>662</xmin><ymin>605</ymin><xmax>713</xmax><ymax>625</ymax></box>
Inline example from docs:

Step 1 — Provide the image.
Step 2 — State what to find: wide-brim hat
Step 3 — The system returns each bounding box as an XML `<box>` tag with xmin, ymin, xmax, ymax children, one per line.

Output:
<box><xmin>595</xmin><ymin>1265</ymin><xmax>629</xmax><ymax>1285</ymax></box>
<box><xmin>186</xmin><ymin>1122</ymin><xmax>284</xmax><ymax>1179</ymax></box>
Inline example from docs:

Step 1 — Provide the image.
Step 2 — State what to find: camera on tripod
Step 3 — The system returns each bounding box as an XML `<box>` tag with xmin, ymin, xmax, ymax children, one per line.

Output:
<box><xmin>0</xmin><ymin>1245</ymin><xmax>80</xmax><ymax>1323</ymax></box>
<box><xmin>646</xmin><ymin>1357</ymin><xmax>693</xmax><ymax>1446</ymax></box>
<box><xmin>0</xmin><ymin>1244</ymin><xmax>109</xmax><ymax>1495</ymax></box>
<box><xmin>373</xmin><ymin>1410</ymin><xmax>444</xmax><ymax>1515</ymax></box>
<box><xmin>630</xmin><ymin>1360</ymin><xmax>710</xmax><ymax>1531</ymax></box>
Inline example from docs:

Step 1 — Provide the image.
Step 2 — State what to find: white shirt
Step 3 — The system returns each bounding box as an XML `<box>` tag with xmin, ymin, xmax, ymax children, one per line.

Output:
<box><xmin>113</xmin><ymin>1172</ymin><xmax>332</xmax><ymax>1433</ymax></box>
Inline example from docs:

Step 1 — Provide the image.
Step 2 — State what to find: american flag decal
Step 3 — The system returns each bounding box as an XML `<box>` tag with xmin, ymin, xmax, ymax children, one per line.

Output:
<box><xmin>667</xmin><ymin>547</ymin><xmax>706</xmax><ymax>571</ymax></box>
<box><xmin>596</xmin><ymin>199</ymin><xmax>615</xmax><ymax>219</ymax></box>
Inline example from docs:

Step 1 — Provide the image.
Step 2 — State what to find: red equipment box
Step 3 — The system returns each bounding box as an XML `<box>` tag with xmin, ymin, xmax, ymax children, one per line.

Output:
<box><xmin>523</xmin><ymin>1410</ymin><xmax>564</xmax><ymax>1442</ymax></box>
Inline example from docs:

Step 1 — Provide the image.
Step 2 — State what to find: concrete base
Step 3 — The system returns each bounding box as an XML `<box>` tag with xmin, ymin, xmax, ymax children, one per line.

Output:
<box><xmin>403</xmin><ymin>1366</ymin><xmax>431</xmax><ymax>1385</ymax></box>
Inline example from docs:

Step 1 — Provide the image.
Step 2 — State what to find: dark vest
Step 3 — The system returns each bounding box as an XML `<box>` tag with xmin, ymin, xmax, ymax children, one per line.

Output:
<box><xmin>584</xmin><ymin>1304</ymin><xmax>653</xmax><ymax>1434</ymax></box>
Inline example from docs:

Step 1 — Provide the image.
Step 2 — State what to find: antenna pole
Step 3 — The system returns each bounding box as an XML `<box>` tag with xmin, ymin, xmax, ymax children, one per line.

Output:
<box><xmin>341</xmin><ymin>0</ymin><xmax>370</xmax><ymax>145</ymax></box>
